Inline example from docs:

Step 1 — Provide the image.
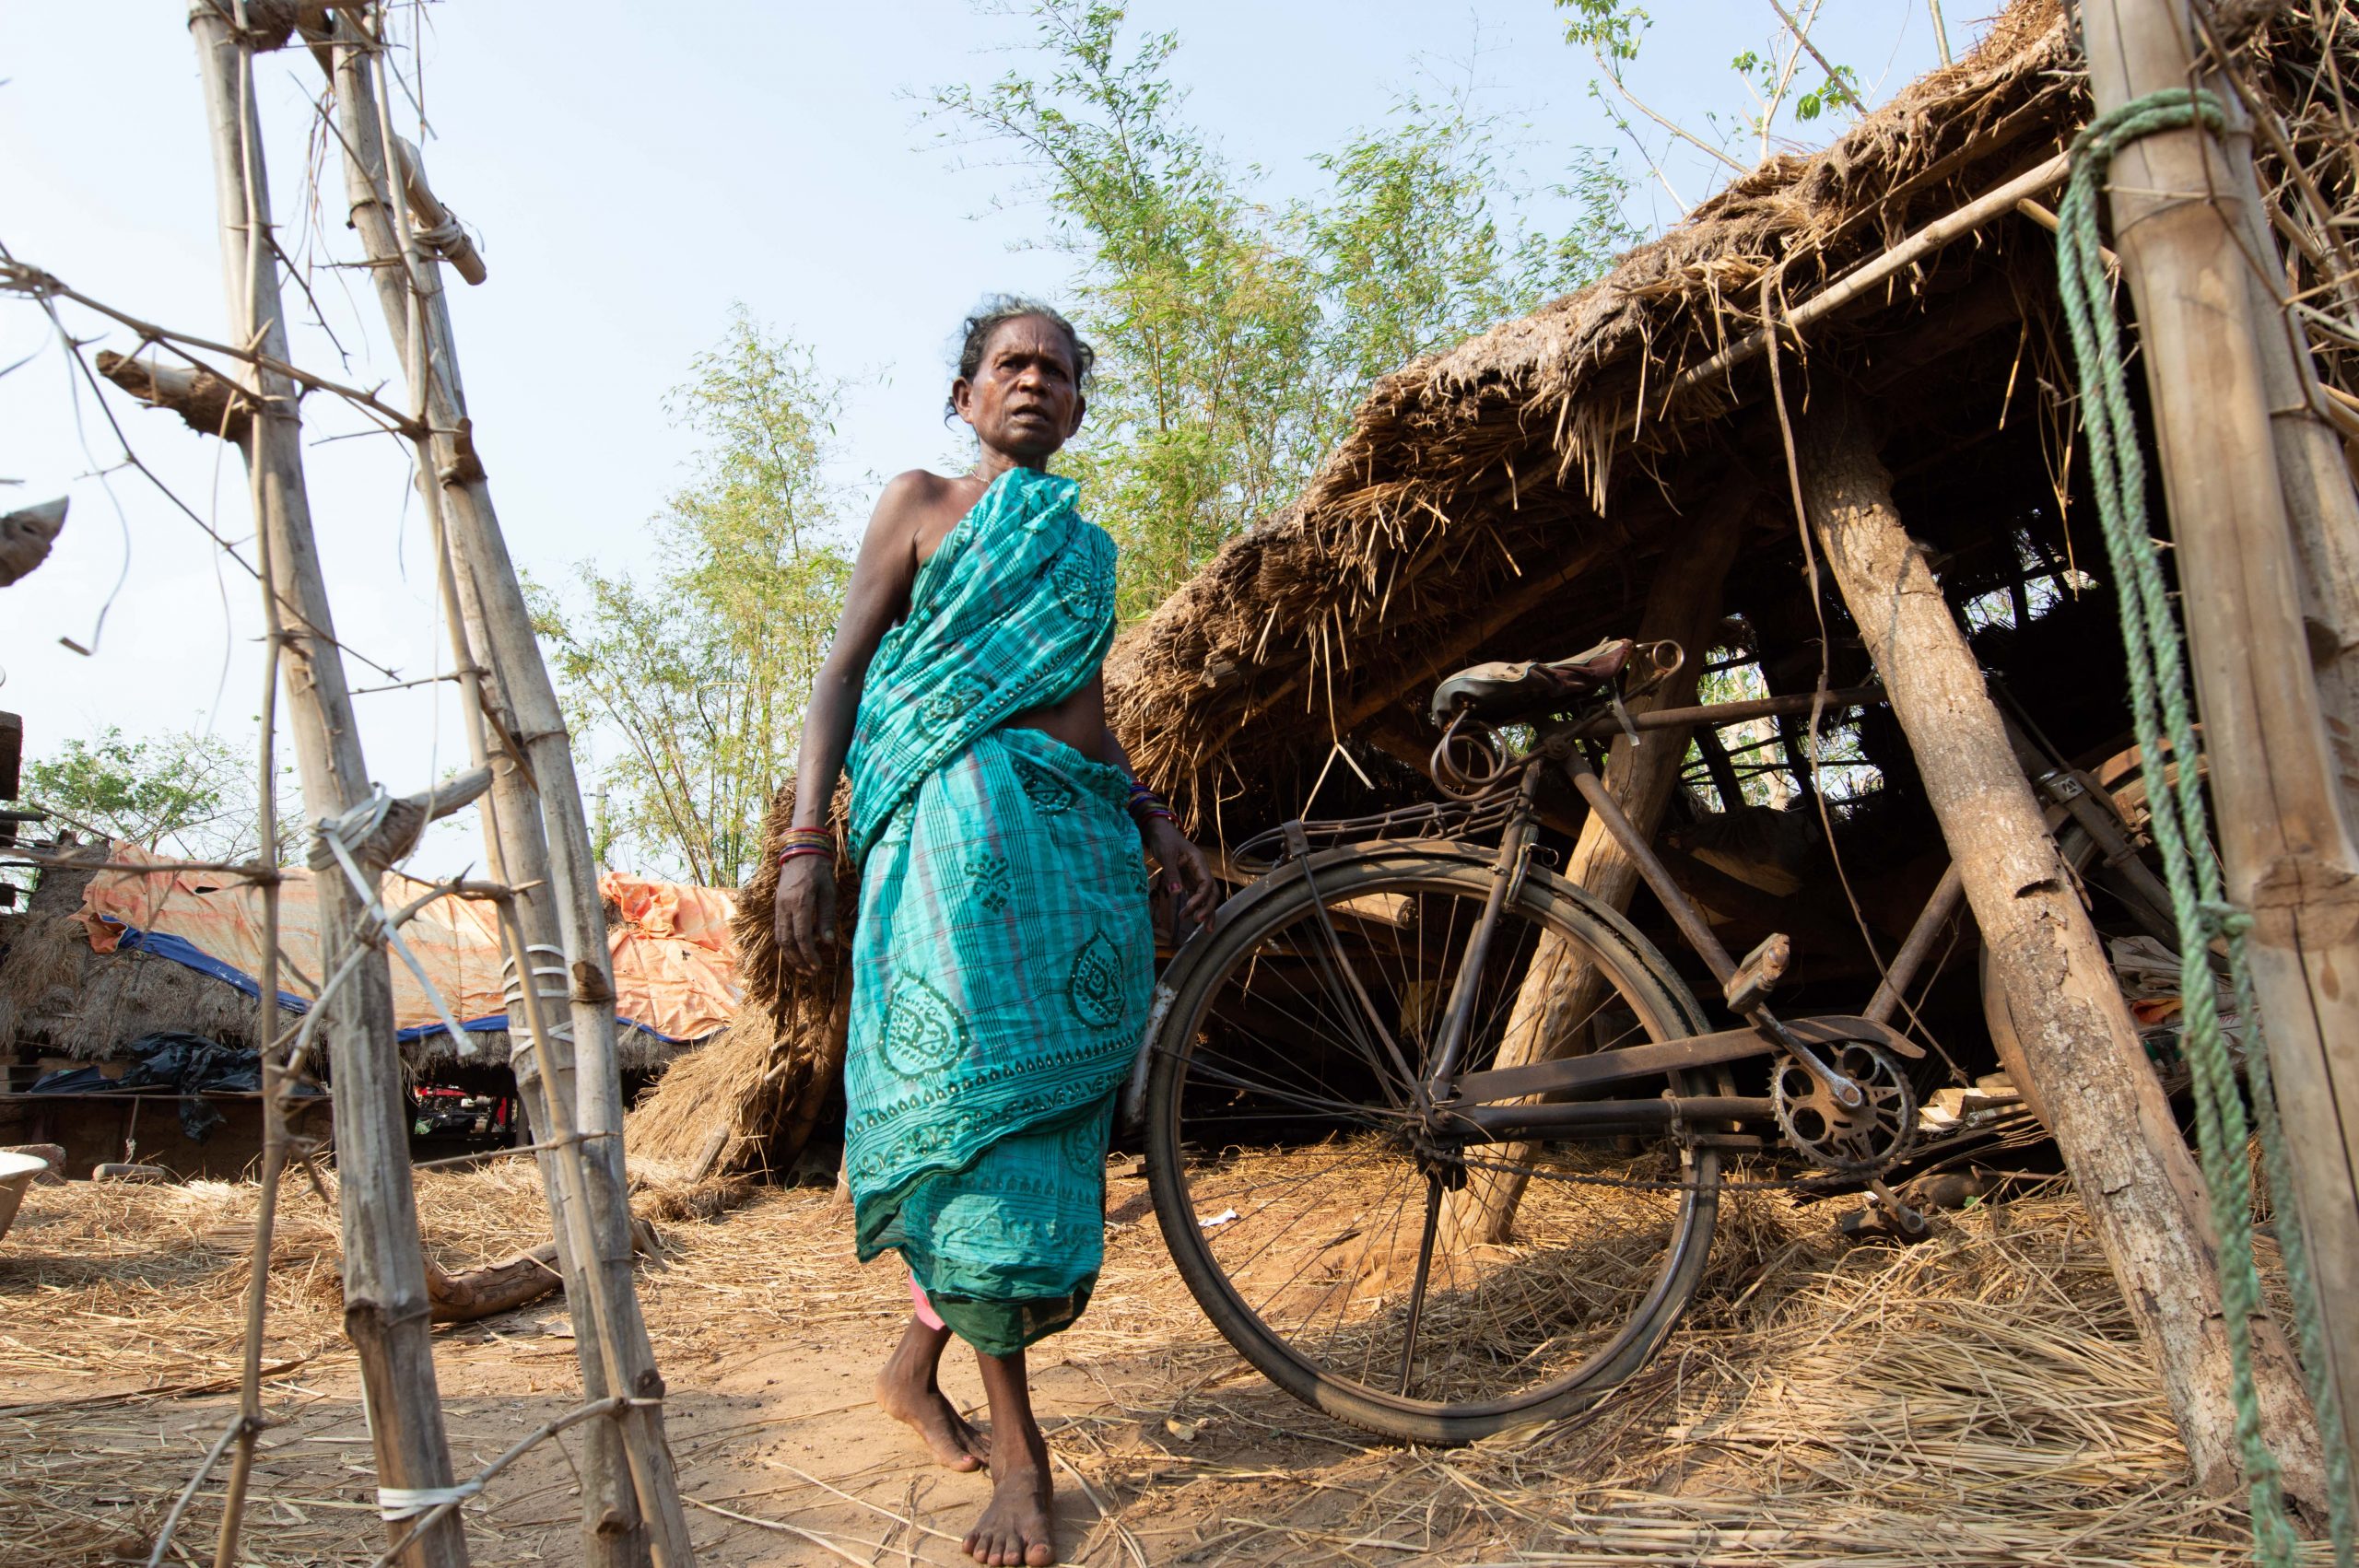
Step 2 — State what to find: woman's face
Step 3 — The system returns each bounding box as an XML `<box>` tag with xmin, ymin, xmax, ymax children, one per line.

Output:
<box><xmin>952</xmin><ymin>316</ymin><xmax>1086</xmax><ymax>462</ymax></box>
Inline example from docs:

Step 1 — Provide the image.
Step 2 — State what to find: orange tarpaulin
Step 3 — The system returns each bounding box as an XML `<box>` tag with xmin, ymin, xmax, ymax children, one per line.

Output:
<box><xmin>72</xmin><ymin>844</ymin><xmax>740</xmax><ymax>1044</ymax></box>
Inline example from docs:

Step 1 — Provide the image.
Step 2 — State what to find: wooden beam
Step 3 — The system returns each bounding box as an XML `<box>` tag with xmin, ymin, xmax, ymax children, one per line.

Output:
<box><xmin>427</xmin><ymin>1243</ymin><xmax>562</xmax><ymax>1322</ymax></box>
<box><xmin>2206</xmin><ymin>57</ymin><xmax>2359</xmax><ymax>833</ymax></box>
<box><xmin>2083</xmin><ymin>0</ymin><xmax>2359</xmax><ymax>1508</ymax></box>
<box><xmin>97</xmin><ymin>349</ymin><xmax>253</xmax><ymax>441</ymax></box>
<box><xmin>1798</xmin><ymin>385</ymin><xmax>2324</xmax><ymax>1504</ymax></box>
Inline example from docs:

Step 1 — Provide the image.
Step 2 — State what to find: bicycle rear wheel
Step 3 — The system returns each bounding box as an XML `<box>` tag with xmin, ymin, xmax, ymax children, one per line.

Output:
<box><xmin>1144</xmin><ymin>847</ymin><xmax>1726</xmax><ymax>1444</ymax></box>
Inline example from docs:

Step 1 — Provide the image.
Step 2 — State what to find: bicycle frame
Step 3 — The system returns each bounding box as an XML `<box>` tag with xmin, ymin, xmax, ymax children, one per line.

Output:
<box><xmin>1407</xmin><ymin>681</ymin><xmax>2138</xmax><ymax>1152</ymax></box>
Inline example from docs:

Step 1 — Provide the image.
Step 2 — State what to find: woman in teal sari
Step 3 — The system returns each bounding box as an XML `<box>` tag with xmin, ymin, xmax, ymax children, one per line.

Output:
<box><xmin>776</xmin><ymin>300</ymin><xmax>1217</xmax><ymax>1568</ymax></box>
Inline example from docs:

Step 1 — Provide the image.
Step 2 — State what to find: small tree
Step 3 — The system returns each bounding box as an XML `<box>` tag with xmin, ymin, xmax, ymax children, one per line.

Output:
<box><xmin>22</xmin><ymin>724</ymin><xmax>297</xmax><ymax>863</ymax></box>
<box><xmin>534</xmin><ymin>310</ymin><xmax>854</xmax><ymax>888</ymax></box>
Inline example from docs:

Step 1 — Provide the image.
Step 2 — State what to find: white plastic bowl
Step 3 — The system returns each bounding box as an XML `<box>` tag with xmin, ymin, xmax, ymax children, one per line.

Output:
<box><xmin>0</xmin><ymin>1151</ymin><xmax>51</xmax><ymax>1245</ymax></box>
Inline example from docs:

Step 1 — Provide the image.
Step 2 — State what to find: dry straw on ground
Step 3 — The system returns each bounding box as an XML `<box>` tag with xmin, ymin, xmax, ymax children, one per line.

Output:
<box><xmin>0</xmin><ymin>1159</ymin><xmax>2320</xmax><ymax>1564</ymax></box>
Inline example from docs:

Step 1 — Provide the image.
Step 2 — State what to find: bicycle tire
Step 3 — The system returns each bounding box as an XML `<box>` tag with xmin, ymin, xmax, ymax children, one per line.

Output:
<box><xmin>1143</xmin><ymin>843</ymin><xmax>1725</xmax><ymax>1444</ymax></box>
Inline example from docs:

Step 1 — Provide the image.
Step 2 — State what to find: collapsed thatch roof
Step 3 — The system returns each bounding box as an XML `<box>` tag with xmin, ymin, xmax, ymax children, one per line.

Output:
<box><xmin>1106</xmin><ymin>0</ymin><xmax>2092</xmax><ymax>822</ymax></box>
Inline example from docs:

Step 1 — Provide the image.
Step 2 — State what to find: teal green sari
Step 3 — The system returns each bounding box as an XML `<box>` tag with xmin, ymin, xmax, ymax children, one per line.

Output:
<box><xmin>843</xmin><ymin>467</ymin><xmax>1152</xmax><ymax>1356</ymax></box>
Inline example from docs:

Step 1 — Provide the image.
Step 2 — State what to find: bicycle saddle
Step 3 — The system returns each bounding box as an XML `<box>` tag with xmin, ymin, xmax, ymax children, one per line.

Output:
<box><xmin>1428</xmin><ymin>638</ymin><xmax>1637</xmax><ymax>726</ymax></box>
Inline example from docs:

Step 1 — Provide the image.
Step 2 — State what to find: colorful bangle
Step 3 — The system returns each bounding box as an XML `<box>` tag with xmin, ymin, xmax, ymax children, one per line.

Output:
<box><xmin>777</xmin><ymin>827</ymin><xmax>834</xmax><ymax>867</ymax></box>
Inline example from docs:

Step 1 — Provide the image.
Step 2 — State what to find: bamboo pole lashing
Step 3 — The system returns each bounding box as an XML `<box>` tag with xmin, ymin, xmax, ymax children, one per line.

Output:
<box><xmin>320</xmin><ymin>10</ymin><xmax>693</xmax><ymax>1560</ymax></box>
<box><xmin>185</xmin><ymin>5</ymin><xmax>468</xmax><ymax>1565</ymax></box>
<box><xmin>337</xmin><ymin>34</ymin><xmax>655</xmax><ymax>1561</ymax></box>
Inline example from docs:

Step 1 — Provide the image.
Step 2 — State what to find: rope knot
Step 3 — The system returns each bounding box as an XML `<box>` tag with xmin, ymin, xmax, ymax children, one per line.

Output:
<box><xmin>2198</xmin><ymin>899</ymin><xmax>2255</xmax><ymax>940</ymax></box>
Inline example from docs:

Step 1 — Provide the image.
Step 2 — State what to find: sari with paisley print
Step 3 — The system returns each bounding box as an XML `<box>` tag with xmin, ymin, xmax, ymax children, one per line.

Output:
<box><xmin>841</xmin><ymin>466</ymin><xmax>1152</xmax><ymax>1356</ymax></box>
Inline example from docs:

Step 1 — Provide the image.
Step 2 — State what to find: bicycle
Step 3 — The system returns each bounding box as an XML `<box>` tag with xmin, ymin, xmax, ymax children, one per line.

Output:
<box><xmin>1128</xmin><ymin>637</ymin><xmax>2191</xmax><ymax>1444</ymax></box>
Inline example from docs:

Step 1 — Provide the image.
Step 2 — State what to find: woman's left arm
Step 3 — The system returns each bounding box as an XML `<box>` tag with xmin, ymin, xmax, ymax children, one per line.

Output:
<box><xmin>1097</xmin><ymin>721</ymin><xmax>1219</xmax><ymax>929</ymax></box>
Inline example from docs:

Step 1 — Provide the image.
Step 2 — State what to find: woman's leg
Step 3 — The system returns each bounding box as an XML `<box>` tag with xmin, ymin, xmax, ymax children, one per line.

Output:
<box><xmin>963</xmin><ymin>1345</ymin><xmax>1056</xmax><ymax>1566</ymax></box>
<box><xmin>874</xmin><ymin>1274</ymin><xmax>988</xmax><ymax>1470</ymax></box>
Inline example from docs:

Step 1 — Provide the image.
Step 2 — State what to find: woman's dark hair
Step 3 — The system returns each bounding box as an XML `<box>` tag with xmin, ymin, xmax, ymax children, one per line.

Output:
<box><xmin>945</xmin><ymin>296</ymin><xmax>1096</xmax><ymax>420</ymax></box>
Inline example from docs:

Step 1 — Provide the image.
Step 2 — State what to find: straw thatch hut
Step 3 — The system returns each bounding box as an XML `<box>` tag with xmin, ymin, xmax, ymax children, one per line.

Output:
<box><xmin>0</xmin><ymin>849</ymin><xmax>706</xmax><ymax>1079</ymax></box>
<box><xmin>0</xmin><ymin>844</ymin><xmax>308</xmax><ymax>1063</ymax></box>
<box><xmin>643</xmin><ymin>0</ymin><xmax>2357</xmax><ymax>1185</ymax></box>
<box><xmin>1094</xmin><ymin>0</ymin><xmax>2353</xmax><ymax>1020</ymax></box>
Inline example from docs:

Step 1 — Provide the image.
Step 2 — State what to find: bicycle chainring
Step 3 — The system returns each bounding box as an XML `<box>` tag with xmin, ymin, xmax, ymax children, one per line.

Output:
<box><xmin>1771</xmin><ymin>1041</ymin><xmax>1917</xmax><ymax>1174</ymax></box>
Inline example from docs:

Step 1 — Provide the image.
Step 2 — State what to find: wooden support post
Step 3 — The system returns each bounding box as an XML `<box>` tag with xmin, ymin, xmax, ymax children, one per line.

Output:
<box><xmin>1690</xmin><ymin>722</ymin><xmax>1744</xmax><ymax>813</ymax></box>
<box><xmin>1442</xmin><ymin>479</ymin><xmax>1750</xmax><ymax>1247</ymax></box>
<box><xmin>2209</xmin><ymin>73</ymin><xmax>2359</xmax><ymax>834</ymax></box>
<box><xmin>2082</xmin><ymin>0</ymin><xmax>2359</xmax><ymax>1498</ymax></box>
<box><xmin>317</xmin><ymin>18</ymin><xmax>692</xmax><ymax>1565</ymax></box>
<box><xmin>185</xmin><ymin>6</ymin><xmax>466</xmax><ymax>1565</ymax></box>
<box><xmin>1798</xmin><ymin>385</ymin><xmax>2324</xmax><ymax>1503</ymax></box>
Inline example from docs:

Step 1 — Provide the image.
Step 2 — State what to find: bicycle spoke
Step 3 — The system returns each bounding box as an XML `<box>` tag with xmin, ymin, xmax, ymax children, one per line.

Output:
<box><xmin>1398</xmin><ymin>1176</ymin><xmax>1443</xmax><ymax>1396</ymax></box>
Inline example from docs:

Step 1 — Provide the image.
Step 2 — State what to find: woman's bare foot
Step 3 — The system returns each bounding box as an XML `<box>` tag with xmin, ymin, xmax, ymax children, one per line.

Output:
<box><xmin>874</xmin><ymin>1318</ymin><xmax>988</xmax><ymax>1471</ymax></box>
<box><xmin>965</xmin><ymin>1431</ymin><xmax>1055</xmax><ymax>1566</ymax></box>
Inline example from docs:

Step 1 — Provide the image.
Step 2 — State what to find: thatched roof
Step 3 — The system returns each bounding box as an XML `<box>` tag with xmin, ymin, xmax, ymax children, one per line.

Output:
<box><xmin>1106</xmin><ymin>0</ymin><xmax>2104</xmax><ymax>825</ymax></box>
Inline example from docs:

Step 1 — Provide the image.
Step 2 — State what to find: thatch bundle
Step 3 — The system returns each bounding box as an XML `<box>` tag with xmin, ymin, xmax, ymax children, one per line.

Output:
<box><xmin>0</xmin><ymin>847</ymin><xmax>305</xmax><ymax>1062</ymax></box>
<box><xmin>624</xmin><ymin>778</ymin><xmax>851</xmax><ymax>1180</ymax></box>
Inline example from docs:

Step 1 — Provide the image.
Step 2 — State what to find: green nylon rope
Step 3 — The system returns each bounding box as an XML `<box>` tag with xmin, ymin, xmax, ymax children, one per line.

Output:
<box><xmin>2055</xmin><ymin>87</ymin><xmax>2353</xmax><ymax>1568</ymax></box>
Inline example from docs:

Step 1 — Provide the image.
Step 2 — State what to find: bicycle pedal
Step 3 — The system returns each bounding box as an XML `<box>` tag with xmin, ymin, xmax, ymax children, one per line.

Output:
<box><xmin>1723</xmin><ymin>932</ymin><xmax>1792</xmax><ymax>1012</ymax></box>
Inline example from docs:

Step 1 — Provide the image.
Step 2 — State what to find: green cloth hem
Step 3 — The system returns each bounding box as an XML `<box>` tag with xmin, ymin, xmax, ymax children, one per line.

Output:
<box><xmin>927</xmin><ymin>1284</ymin><xmax>1095</xmax><ymax>1358</ymax></box>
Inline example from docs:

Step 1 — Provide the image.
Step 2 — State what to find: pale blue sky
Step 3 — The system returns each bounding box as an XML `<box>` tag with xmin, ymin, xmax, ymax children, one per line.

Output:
<box><xmin>0</xmin><ymin>2</ymin><xmax>1960</xmax><ymax>875</ymax></box>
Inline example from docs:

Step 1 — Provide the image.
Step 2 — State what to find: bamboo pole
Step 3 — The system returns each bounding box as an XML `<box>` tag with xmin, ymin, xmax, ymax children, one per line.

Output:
<box><xmin>209</xmin><ymin>316</ymin><xmax>288</xmax><ymax>1568</ymax></box>
<box><xmin>2080</xmin><ymin>0</ymin><xmax>2359</xmax><ymax>1494</ymax></box>
<box><xmin>1630</xmin><ymin>153</ymin><xmax>2070</xmax><ymax>451</ymax></box>
<box><xmin>210</xmin><ymin>349</ymin><xmax>289</xmax><ymax>1568</ymax></box>
<box><xmin>316</xmin><ymin>32</ymin><xmax>641</xmax><ymax>1562</ymax></box>
<box><xmin>1442</xmin><ymin>483</ymin><xmax>1748</xmax><ymax>1247</ymax></box>
<box><xmin>317</xmin><ymin>15</ymin><xmax>692</xmax><ymax>1563</ymax></box>
<box><xmin>1798</xmin><ymin>385</ymin><xmax>2325</xmax><ymax>1503</ymax></box>
<box><xmin>184</xmin><ymin>6</ymin><xmax>466</xmax><ymax>1565</ymax></box>
<box><xmin>2202</xmin><ymin>62</ymin><xmax>2359</xmax><ymax>835</ymax></box>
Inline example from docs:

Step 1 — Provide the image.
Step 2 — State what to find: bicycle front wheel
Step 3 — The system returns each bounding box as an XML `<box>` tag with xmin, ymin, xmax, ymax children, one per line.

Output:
<box><xmin>1144</xmin><ymin>847</ymin><xmax>1724</xmax><ymax>1444</ymax></box>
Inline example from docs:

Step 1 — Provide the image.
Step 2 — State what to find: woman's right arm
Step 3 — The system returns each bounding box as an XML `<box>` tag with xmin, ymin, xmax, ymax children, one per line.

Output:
<box><xmin>774</xmin><ymin>473</ymin><xmax>932</xmax><ymax>972</ymax></box>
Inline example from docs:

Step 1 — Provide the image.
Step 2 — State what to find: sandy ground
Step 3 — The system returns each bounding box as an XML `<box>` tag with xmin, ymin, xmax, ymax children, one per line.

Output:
<box><xmin>0</xmin><ymin>1160</ymin><xmax>2293</xmax><ymax>1566</ymax></box>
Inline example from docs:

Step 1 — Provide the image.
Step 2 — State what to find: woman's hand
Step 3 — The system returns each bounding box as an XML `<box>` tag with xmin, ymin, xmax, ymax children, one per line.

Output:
<box><xmin>774</xmin><ymin>855</ymin><xmax>839</xmax><ymax>975</ymax></box>
<box><xmin>1144</xmin><ymin>818</ymin><xmax>1219</xmax><ymax>931</ymax></box>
